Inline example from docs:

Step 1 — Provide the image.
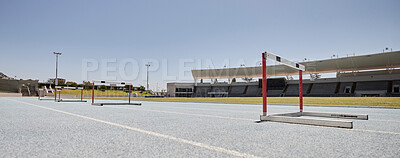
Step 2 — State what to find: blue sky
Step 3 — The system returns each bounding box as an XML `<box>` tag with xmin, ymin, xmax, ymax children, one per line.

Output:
<box><xmin>0</xmin><ymin>0</ymin><xmax>399</xmax><ymax>90</ymax></box>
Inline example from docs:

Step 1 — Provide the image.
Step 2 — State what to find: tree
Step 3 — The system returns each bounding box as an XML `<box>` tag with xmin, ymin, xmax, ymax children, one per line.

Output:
<box><xmin>139</xmin><ymin>86</ymin><xmax>145</xmax><ymax>91</ymax></box>
<box><xmin>58</xmin><ymin>79</ymin><xmax>66</xmax><ymax>85</ymax></box>
<box><xmin>100</xmin><ymin>85</ymin><xmax>107</xmax><ymax>90</ymax></box>
<box><xmin>66</xmin><ymin>81</ymin><xmax>78</xmax><ymax>87</ymax></box>
<box><xmin>231</xmin><ymin>78</ymin><xmax>236</xmax><ymax>83</ymax></box>
<box><xmin>82</xmin><ymin>81</ymin><xmax>92</xmax><ymax>89</ymax></box>
<box><xmin>83</xmin><ymin>81</ymin><xmax>92</xmax><ymax>86</ymax></box>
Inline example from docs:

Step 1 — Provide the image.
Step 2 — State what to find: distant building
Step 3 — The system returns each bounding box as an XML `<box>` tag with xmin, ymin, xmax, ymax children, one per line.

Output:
<box><xmin>0</xmin><ymin>72</ymin><xmax>12</xmax><ymax>80</ymax></box>
<box><xmin>48</xmin><ymin>78</ymin><xmax>66</xmax><ymax>85</ymax></box>
<box><xmin>167</xmin><ymin>83</ymin><xmax>194</xmax><ymax>97</ymax></box>
<box><xmin>0</xmin><ymin>72</ymin><xmax>38</xmax><ymax>96</ymax></box>
<box><xmin>168</xmin><ymin>51</ymin><xmax>400</xmax><ymax>97</ymax></box>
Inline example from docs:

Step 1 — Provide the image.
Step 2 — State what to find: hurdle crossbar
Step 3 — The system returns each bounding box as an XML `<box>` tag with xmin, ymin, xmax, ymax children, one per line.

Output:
<box><xmin>92</xmin><ymin>80</ymin><xmax>132</xmax><ymax>85</ymax></box>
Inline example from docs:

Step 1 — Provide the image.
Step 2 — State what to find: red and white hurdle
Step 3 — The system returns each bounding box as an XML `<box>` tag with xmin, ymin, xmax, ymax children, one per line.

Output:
<box><xmin>54</xmin><ymin>86</ymin><xmax>87</xmax><ymax>102</ymax></box>
<box><xmin>259</xmin><ymin>51</ymin><xmax>368</xmax><ymax>129</ymax></box>
<box><xmin>38</xmin><ymin>88</ymin><xmax>54</xmax><ymax>100</ymax></box>
<box><xmin>91</xmin><ymin>80</ymin><xmax>141</xmax><ymax>106</ymax></box>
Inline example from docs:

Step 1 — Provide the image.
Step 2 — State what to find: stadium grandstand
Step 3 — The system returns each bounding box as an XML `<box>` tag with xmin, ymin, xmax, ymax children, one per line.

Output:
<box><xmin>167</xmin><ymin>51</ymin><xmax>400</xmax><ymax>97</ymax></box>
<box><xmin>0</xmin><ymin>72</ymin><xmax>38</xmax><ymax>96</ymax></box>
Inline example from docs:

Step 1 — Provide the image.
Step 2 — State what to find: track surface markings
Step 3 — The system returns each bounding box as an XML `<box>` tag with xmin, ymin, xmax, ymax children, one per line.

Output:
<box><xmin>352</xmin><ymin>129</ymin><xmax>400</xmax><ymax>135</ymax></box>
<box><xmin>7</xmin><ymin>99</ymin><xmax>260</xmax><ymax>158</ymax></box>
<box><xmin>369</xmin><ymin>119</ymin><xmax>400</xmax><ymax>123</ymax></box>
<box><xmin>141</xmin><ymin>103</ymin><xmax>400</xmax><ymax>123</ymax></box>
<box><xmin>148</xmin><ymin>104</ymin><xmax>258</xmax><ymax>113</ymax></box>
<box><xmin>109</xmin><ymin>106</ymin><xmax>254</xmax><ymax>121</ymax></box>
<box><xmin>114</xmin><ymin>105</ymin><xmax>400</xmax><ymax>135</ymax></box>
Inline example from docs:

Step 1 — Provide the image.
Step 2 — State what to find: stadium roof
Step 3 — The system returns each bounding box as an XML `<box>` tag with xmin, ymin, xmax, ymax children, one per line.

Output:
<box><xmin>191</xmin><ymin>51</ymin><xmax>400</xmax><ymax>80</ymax></box>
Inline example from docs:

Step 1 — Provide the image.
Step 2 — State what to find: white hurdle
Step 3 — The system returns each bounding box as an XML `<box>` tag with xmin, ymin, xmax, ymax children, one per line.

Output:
<box><xmin>259</xmin><ymin>51</ymin><xmax>368</xmax><ymax>129</ymax></box>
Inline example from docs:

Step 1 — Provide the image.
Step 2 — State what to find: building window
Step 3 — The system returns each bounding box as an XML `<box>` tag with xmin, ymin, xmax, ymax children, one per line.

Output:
<box><xmin>175</xmin><ymin>93</ymin><xmax>192</xmax><ymax>97</ymax></box>
<box><xmin>176</xmin><ymin>88</ymin><xmax>193</xmax><ymax>92</ymax></box>
<box><xmin>344</xmin><ymin>86</ymin><xmax>351</xmax><ymax>93</ymax></box>
<box><xmin>394</xmin><ymin>85</ymin><xmax>400</xmax><ymax>93</ymax></box>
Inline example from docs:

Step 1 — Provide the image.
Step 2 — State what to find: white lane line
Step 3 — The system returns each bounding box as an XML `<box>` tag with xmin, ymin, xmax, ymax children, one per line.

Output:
<box><xmin>108</xmin><ymin>106</ymin><xmax>254</xmax><ymax>121</ymax></box>
<box><xmin>353</xmin><ymin>129</ymin><xmax>400</xmax><ymax>135</ymax></box>
<box><xmin>8</xmin><ymin>99</ymin><xmax>259</xmax><ymax>158</ymax></box>
<box><xmin>147</xmin><ymin>104</ymin><xmax>259</xmax><ymax>114</ymax></box>
<box><xmin>147</xmin><ymin>105</ymin><xmax>400</xmax><ymax>123</ymax></box>
<box><xmin>112</xmin><ymin>106</ymin><xmax>400</xmax><ymax>135</ymax></box>
<box><xmin>369</xmin><ymin>119</ymin><xmax>400</xmax><ymax>123</ymax></box>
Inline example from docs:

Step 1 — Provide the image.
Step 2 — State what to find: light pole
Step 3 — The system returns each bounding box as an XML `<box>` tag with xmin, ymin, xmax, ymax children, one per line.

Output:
<box><xmin>53</xmin><ymin>52</ymin><xmax>62</xmax><ymax>86</ymax></box>
<box><xmin>145</xmin><ymin>63</ymin><xmax>150</xmax><ymax>90</ymax></box>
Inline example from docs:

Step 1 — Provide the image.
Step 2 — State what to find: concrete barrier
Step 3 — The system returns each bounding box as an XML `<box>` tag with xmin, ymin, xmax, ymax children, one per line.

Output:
<box><xmin>0</xmin><ymin>93</ymin><xmax>23</xmax><ymax>97</ymax></box>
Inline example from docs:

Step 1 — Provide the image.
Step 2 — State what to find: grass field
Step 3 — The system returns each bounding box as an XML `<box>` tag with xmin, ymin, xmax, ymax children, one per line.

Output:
<box><xmin>130</xmin><ymin>97</ymin><xmax>400</xmax><ymax>107</ymax></box>
<box><xmin>59</xmin><ymin>89</ymin><xmax>151</xmax><ymax>96</ymax></box>
<box><xmin>58</xmin><ymin>89</ymin><xmax>400</xmax><ymax>107</ymax></box>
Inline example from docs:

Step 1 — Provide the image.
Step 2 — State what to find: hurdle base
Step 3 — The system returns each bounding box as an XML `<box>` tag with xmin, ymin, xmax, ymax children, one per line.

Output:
<box><xmin>260</xmin><ymin>114</ymin><xmax>353</xmax><ymax>129</ymax></box>
<box><xmin>301</xmin><ymin>112</ymin><xmax>368</xmax><ymax>120</ymax></box>
<box><xmin>91</xmin><ymin>103</ymin><xmax>142</xmax><ymax>106</ymax></box>
<box><xmin>57</xmin><ymin>99</ymin><xmax>87</xmax><ymax>102</ymax></box>
<box><xmin>271</xmin><ymin>112</ymin><xmax>368</xmax><ymax>120</ymax></box>
<box><xmin>39</xmin><ymin>98</ymin><xmax>56</xmax><ymax>101</ymax></box>
<box><xmin>260</xmin><ymin>111</ymin><xmax>368</xmax><ymax>129</ymax></box>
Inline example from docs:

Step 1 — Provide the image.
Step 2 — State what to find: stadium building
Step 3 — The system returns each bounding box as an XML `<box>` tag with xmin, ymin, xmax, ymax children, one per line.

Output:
<box><xmin>167</xmin><ymin>51</ymin><xmax>400</xmax><ymax>97</ymax></box>
<box><xmin>0</xmin><ymin>72</ymin><xmax>38</xmax><ymax>96</ymax></box>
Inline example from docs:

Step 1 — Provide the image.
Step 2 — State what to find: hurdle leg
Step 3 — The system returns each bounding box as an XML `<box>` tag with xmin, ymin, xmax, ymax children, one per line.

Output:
<box><xmin>299</xmin><ymin>70</ymin><xmax>303</xmax><ymax>112</ymax></box>
<box><xmin>129</xmin><ymin>85</ymin><xmax>131</xmax><ymax>104</ymax></box>
<box><xmin>262</xmin><ymin>52</ymin><xmax>267</xmax><ymax>116</ymax></box>
<box><xmin>92</xmin><ymin>82</ymin><xmax>95</xmax><ymax>104</ymax></box>
<box><xmin>54</xmin><ymin>87</ymin><xmax>56</xmax><ymax>101</ymax></box>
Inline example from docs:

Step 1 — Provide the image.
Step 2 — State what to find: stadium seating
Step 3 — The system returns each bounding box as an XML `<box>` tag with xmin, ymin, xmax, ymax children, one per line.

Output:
<box><xmin>186</xmin><ymin>76</ymin><xmax>400</xmax><ymax>97</ymax></box>
<box><xmin>335</xmin><ymin>82</ymin><xmax>355</xmax><ymax>96</ymax></box>
<box><xmin>194</xmin><ymin>86</ymin><xmax>211</xmax><ymax>97</ymax></box>
<box><xmin>244</xmin><ymin>85</ymin><xmax>259</xmax><ymax>97</ymax></box>
<box><xmin>284</xmin><ymin>84</ymin><xmax>310</xmax><ymax>97</ymax></box>
<box><xmin>229</xmin><ymin>86</ymin><xmax>246</xmax><ymax>97</ymax></box>
<box><xmin>309</xmin><ymin>83</ymin><xmax>338</xmax><ymax>97</ymax></box>
<box><xmin>354</xmin><ymin>81</ymin><xmax>388</xmax><ymax>97</ymax></box>
<box><xmin>267</xmin><ymin>90</ymin><xmax>284</xmax><ymax>97</ymax></box>
<box><xmin>355</xmin><ymin>81</ymin><xmax>387</xmax><ymax>91</ymax></box>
